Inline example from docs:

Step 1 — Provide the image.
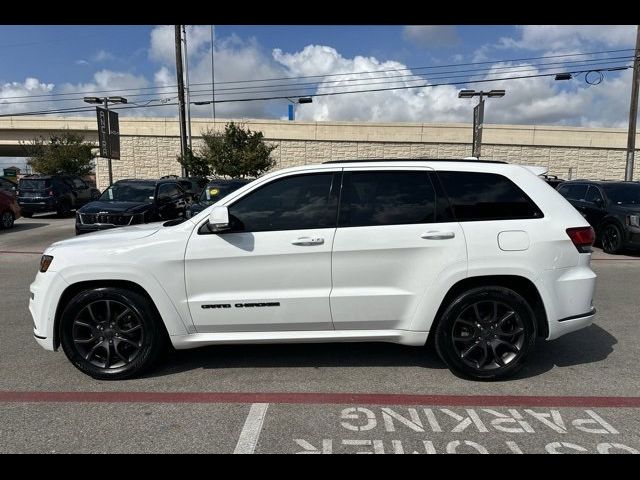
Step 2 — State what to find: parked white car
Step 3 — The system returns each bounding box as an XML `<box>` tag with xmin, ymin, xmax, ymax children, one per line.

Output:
<box><xmin>30</xmin><ymin>160</ymin><xmax>597</xmax><ymax>380</ymax></box>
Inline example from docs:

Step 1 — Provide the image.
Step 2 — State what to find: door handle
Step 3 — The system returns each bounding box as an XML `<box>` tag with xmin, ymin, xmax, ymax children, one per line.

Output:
<box><xmin>291</xmin><ymin>236</ymin><xmax>324</xmax><ymax>246</ymax></box>
<box><xmin>421</xmin><ymin>231</ymin><xmax>455</xmax><ymax>240</ymax></box>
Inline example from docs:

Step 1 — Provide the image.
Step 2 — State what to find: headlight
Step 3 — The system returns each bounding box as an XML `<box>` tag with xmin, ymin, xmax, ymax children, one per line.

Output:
<box><xmin>628</xmin><ymin>215</ymin><xmax>640</xmax><ymax>227</ymax></box>
<box><xmin>39</xmin><ymin>255</ymin><xmax>53</xmax><ymax>273</ymax></box>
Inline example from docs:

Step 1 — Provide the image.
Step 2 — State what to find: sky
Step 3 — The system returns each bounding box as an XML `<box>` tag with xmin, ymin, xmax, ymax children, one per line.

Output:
<box><xmin>0</xmin><ymin>25</ymin><xmax>637</xmax><ymax>135</ymax></box>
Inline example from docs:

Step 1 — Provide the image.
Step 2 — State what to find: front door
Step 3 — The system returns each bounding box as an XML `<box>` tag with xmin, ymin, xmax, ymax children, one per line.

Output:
<box><xmin>330</xmin><ymin>167</ymin><xmax>467</xmax><ymax>331</ymax></box>
<box><xmin>185</xmin><ymin>170</ymin><xmax>340</xmax><ymax>332</ymax></box>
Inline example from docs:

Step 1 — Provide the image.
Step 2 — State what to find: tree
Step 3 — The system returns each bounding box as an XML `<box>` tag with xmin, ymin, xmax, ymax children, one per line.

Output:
<box><xmin>176</xmin><ymin>148</ymin><xmax>211</xmax><ymax>177</ymax></box>
<box><xmin>23</xmin><ymin>131</ymin><xmax>94</xmax><ymax>176</ymax></box>
<box><xmin>200</xmin><ymin>122</ymin><xmax>277</xmax><ymax>178</ymax></box>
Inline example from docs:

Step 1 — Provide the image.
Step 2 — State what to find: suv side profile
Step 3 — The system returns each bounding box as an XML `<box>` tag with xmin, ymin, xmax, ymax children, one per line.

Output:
<box><xmin>17</xmin><ymin>175</ymin><xmax>100</xmax><ymax>217</ymax></box>
<box><xmin>31</xmin><ymin>160</ymin><xmax>597</xmax><ymax>381</ymax></box>
<box><xmin>557</xmin><ymin>180</ymin><xmax>640</xmax><ymax>254</ymax></box>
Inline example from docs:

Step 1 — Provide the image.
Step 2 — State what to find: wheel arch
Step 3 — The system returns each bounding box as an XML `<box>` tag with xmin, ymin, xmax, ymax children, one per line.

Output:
<box><xmin>427</xmin><ymin>275</ymin><xmax>548</xmax><ymax>345</ymax></box>
<box><xmin>53</xmin><ymin>280</ymin><xmax>168</xmax><ymax>350</ymax></box>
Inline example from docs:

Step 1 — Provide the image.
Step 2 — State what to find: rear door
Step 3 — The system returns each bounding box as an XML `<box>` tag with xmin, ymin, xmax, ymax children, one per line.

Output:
<box><xmin>584</xmin><ymin>185</ymin><xmax>607</xmax><ymax>228</ymax></box>
<box><xmin>330</xmin><ymin>167</ymin><xmax>467</xmax><ymax>331</ymax></box>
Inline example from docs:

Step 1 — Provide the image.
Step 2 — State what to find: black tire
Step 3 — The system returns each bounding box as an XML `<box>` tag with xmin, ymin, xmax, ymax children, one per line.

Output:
<box><xmin>59</xmin><ymin>287</ymin><xmax>168</xmax><ymax>380</ymax></box>
<box><xmin>0</xmin><ymin>211</ymin><xmax>14</xmax><ymax>229</ymax></box>
<box><xmin>434</xmin><ymin>286</ymin><xmax>537</xmax><ymax>381</ymax></box>
<box><xmin>22</xmin><ymin>211</ymin><xmax>33</xmax><ymax>218</ymax></box>
<box><xmin>56</xmin><ymin>199</ymin><xmax>72</xmax><ymax>218</ymax></box>
<box><xmin>600</xmin><ymin>223</ymin><xmax>624</xmax><ymax>255</ymax></box>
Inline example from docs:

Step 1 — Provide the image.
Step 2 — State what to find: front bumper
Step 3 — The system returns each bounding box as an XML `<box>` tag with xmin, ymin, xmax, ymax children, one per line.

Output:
<box><xmin>30</xmin><ymin>269</ymin><xmax>69</xmax><ymax>351</ymax></box>
<box><xmin>623</xmin><ymin>225</ymin><xmax>640</xmax><ymax>249</ymax></box>
<box><xmin>75</xmin><ymin>222</ymin><xmax>119</xmax><ymax>235</ymax></box>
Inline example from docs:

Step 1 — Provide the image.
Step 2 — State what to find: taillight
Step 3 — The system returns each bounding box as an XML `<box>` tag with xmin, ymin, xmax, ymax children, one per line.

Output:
<box><xmin>48</xmin><ymin>189</ymin><xmax>54</xmax><ymax>197</ymax></box>
<box><xmin>566</xmin><ymin>227</ymin><xmax>595</xmax><ymax>253</ymax></box>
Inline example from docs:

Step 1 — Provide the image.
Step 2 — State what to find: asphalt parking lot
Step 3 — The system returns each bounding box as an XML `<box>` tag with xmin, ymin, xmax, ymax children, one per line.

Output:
<box><xmin>1</xmin><ymin>214</ymin><xmax>639</xmax><ymax>453</ymax></box>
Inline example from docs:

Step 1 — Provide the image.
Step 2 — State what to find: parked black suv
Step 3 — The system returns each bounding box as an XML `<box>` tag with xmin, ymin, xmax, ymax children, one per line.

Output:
<box><xmin>185</xmin><ymin>178</ymin><xmax>252</xmax><ymax>218</ymax></box>
<box><xmin>557</xmin><ymin>180</ymin><xmax>640</xmax><ymax>254</ymax></box>
<box><xmin>0</xmin><ymin>177</ymin><xmax>17</xmax><ymax>197</ymax></box>
<box><xmin>17</xmin><ymin>175</ymin><xmax>100</xmax><ymax>217</ymax></box>
<box><xmin>76</xmin><ymin>178</ymin><xmax>190</xmax><ymax>235</ymax></box>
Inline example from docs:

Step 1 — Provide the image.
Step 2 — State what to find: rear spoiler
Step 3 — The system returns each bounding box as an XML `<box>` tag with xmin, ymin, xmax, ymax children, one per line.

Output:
<box><xmin>521</xmin><ymin>165</ymin><xmax>549</xmax><ymax>176</ymax></box>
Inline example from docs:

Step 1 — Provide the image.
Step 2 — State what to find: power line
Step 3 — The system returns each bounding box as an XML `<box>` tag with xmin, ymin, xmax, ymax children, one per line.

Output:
<box><xmin>0</xmin><ymin>48</ymin><xmax>634</xmax><ymax>102</ymax></box>
<box><xmin>1</xmin><ymin>56</ymin><xmax>632</xmax><ymax>107</ymax></box>
<box><xmin>1</xmin><ymin>64</ymin><xmax>631</xmax><ymax>119</ymax></box>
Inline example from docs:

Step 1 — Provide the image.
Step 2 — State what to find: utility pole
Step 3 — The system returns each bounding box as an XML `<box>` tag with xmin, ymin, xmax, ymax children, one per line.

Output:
<box><xmin>211</xmin><ymin>24</ymin><xmax>216</xmax><ymax>121</ymax></box>
<box><xmin>182</xmin><ymin>25</ymin><xmax>193</xmax><ymax>152</ymax></box>
<box><xmin>625</xmin><ymin>25</ymin><xmax>640</xmax><ymax>181</ymax></box>
<box><xmin>175</xmin><ymin>25</ymin><xmax>188</xmax><ymax>176</ymax></box>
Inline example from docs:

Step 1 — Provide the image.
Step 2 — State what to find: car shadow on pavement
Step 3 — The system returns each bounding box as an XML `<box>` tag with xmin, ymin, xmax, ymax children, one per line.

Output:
<box><xmin>145</xmin><ymin>342</ymin><xmax>447</xmax><ymax>378</ymax></box>
<box><xmin>512</xmin><ymin>324</ymin><xmax>617</xmax><ymax>380</ymax></box>
<box><xmin>144</xmin><ymin>324</ymin><xmax>616</xmax><ymax>381</ymax></box>
<box><xmin>3</xmin><ymin>222</ymin><xmax>50</xmax><ymax>233</ymax></box>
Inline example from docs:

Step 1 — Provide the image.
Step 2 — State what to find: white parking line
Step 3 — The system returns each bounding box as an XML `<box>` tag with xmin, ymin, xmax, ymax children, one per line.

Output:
<box><xmin>233</xmin><ymin>403</ymin><xmax>269</xmax><ymax>454</ymax></box>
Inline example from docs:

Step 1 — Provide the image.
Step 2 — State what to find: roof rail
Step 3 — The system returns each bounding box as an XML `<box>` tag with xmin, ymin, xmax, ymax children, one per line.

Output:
<box><xmin>322</xmin><ymin>158</ymin><xmax>508</xmax><ymax>165</ymax></box>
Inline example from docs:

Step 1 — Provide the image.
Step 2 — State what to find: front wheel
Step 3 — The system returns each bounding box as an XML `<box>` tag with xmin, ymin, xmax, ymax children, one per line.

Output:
<box><xmin>60</xmin><ymin>287</ymin><xmax>167</xmax><ymax>380</ymax></box>
<box><xmin>0</xmin><ymin>211</ymin><xmax>14</xmax><ymax>229</ymax></box>
<box><xmin>434</xmin><ymin>286</ymin><xmax>537</xmax><ymax>381</ymax></box>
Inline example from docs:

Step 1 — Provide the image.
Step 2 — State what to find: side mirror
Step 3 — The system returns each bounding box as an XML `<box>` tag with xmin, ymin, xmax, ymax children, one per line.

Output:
<box><xmin>208</xmin><ymin>205</ymin><xmax>230</xmax><ymax>232</ymax></box>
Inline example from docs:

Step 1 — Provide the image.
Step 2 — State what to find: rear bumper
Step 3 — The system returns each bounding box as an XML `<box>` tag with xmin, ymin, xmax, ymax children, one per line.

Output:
<box><xmin>537</xmin><ymin>254</ymin><xmax>597</xmax><ymax>340</ymax></box>
<box><xmin>19</xmin><ymin>199</ymin><xmax>58</xmax><ymax>213</ymax></box>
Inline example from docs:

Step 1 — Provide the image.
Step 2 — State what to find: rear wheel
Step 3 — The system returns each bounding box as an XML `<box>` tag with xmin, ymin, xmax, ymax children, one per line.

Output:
<box><xmin>60</xmin><ymin>287</ymin><xmax>167</xmax><ymax>380</ymax></box>
<box><xmin>434</xmin><ymin>286</ymin><xmax>537</xmax><ymax>381</ymax></box>
<box><xmin>0</xmin><ymin>211</ymin><xmax>14</xmax><ymax>229</ymax></box>
<box><xmin>600</xmin><ymin>223</ymin><xmax>624</xmax><ymax>254</ymax></box>
<box><xmin>57</xmin><ymin>200</ymin><xmax>72</xmax><ymax>217</ymax></box>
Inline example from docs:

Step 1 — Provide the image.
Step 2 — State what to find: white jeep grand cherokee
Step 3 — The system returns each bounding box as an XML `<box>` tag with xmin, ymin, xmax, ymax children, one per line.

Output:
<box><xmin>30</xmin><ymin>160</ymin><xmax>597</xmax><ymax>381</ymax></box>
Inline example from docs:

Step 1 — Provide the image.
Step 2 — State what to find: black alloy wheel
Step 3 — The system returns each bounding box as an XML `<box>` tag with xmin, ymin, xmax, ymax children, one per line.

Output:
<box><xmin>435</xmin><ymin>286</ymin><xmax>537</xmax><ymax>380</ymax></box>
<box><xmin>1</xmin><ymin>211</ymin><xmax>14</xmax><ymax>229</ymax></box>
<box><xmin>601</xmin><ymin>223</ymin><xmax>623</xmax><ymax>255</ymax></box>
<box><xmin>60</xmin><ymin>287</ymin><xmax>167</xmax><ymax>380</ymax></box>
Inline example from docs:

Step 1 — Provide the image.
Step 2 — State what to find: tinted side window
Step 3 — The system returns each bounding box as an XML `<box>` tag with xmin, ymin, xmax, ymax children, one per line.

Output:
<box><xmin>158</xmin><ymin>183</ymin><xmax>181</xmax><ymax>198</ymax></box>
<box><xmin>338</xmin><ymin>171</ymin><xmax>435</xmax><ymax>227</ymax></box>
<box><xmin>586</xmin><ymin>186</ymin><xmax>604</xmax><ymax>204</ymax></box>
<box><xmin>558</xmin><ymin>184</ymin><xmax>588</xmax><ymax>201</ymax></box>
<box><xmin>437</xmin><ymin>171</ymin><xmax>543</xmax><ymax>221</ymax></box>
<box><xmin>229</xmin><ymin>173</ymin><xmax>338</xmax><ymax>232</ymax></box>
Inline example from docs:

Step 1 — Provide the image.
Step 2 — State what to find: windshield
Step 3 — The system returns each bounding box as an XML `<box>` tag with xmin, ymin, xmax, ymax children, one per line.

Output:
<box><xmin>100</xmin><ymin>183</ymin><xmax>156</xmax><ymax>203</ymax></box>
<box><xmin>20</xmin><ymin>179</ymin><xmax>50</xmax><ymax>190</ymax></box>
<box><xmin>602</xmin><ymin>184</ymin><xmax>640</xmax><ymax>205</ymax></box>
<box><xmin>199</xmin><ymin>184</ymin><xmax>240</xmax><ymax>203</ymax></box>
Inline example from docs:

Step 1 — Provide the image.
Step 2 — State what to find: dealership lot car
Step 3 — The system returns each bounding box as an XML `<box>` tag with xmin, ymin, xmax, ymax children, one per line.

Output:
<box><xmin>557</xmin><ymin>180</ymin><xmax>640</xmax><ymax>254</ymax></box>
<box><xmin>17</xmin><ymin>174</ymin><xmax>100</xmax><ymax>218</ymax></box>
<box><xmin>0</xmin><ymin>190</ymin><xmax>21</xmax><ymax>229</ymax></box>
<box><xmin>75</xmin><ymin>178</ymin><xmax>190</xmax><ymax>235</ymax></box>
<box><xmin>30</xmin><ymin>159</ymin><xmax>597</xmax><ymax>381</ymax></box>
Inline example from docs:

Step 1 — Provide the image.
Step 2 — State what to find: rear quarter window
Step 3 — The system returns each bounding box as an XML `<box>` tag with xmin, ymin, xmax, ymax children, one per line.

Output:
<box><xmin>437</xmin><ymin>171</ymin><xmax>543</xmax><ymax>221</ymax></box>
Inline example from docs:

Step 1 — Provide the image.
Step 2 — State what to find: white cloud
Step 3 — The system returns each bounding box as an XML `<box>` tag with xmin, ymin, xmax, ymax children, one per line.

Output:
<box><xmin>92</xmin><ymin>49</ymin><xmax>115</xmax><ymax>62</ymax></box>
<box><xmin>0</xmin><ymin>78</ymin><xmax>55</xmax><ymax>115</ymax></box>
<box><xmin>500</xmin><ymin>25</ymin><xmax>636</xmax><ymax>52</ymax></box>
<box><xmin>75</xmin><ymin>59</ymin><xmax>90</xmax><ymax>66</ymax></box>
<box><xmin>402</xmin><ymin>26</ymin><xmax>459</xmax><ymax>48</ymax></box>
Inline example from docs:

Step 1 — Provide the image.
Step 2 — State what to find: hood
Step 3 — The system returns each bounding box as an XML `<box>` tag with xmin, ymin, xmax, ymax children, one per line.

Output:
<box><xmin>47</xmin><ymin>222</ymin><xmax>161</xmax><ymax>253</ymax></box>
<box><xmin>78</xmin><ymin>200</ymin><xmax>154</xmax><ymax>214</ymax></box>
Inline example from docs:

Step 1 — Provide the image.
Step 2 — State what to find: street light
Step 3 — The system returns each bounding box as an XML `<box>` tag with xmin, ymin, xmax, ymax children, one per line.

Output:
<box><xmin>83</xmin><ymin>96</ymin><xmax>128</xmax><ymax>186</ymax></box>
<box><xmin>457</xmin><ymin>89</ymin><xmax>506</xmax><ymax>158</ymax></box>
<box><xmin>287</xmin><ymin>97</ymin><xmax>313</xmax><ymax>120</ymax></box>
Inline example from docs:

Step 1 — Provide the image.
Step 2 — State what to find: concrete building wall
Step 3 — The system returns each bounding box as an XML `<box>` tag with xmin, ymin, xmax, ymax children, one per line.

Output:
<box><xmin>0</xmin><ymin>116</ymin><xmax>635</xmax><ymax>190</ymax></box>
